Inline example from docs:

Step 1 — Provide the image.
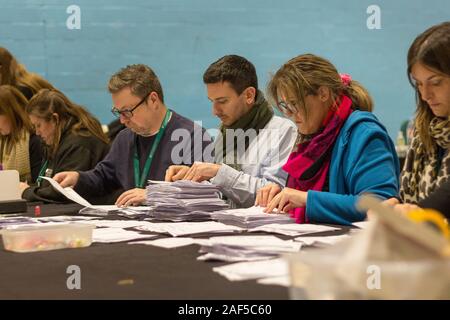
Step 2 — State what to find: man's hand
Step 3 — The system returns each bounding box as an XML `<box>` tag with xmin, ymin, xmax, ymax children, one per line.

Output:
<box><xmin>165</xmin><ymin>165</ymin><xmax>190</xmax><ymax>181</ymax></box>
<box><xmin>53</xmin><ymin>171</ymin><xmax>80</xmax><ymax>188</ymax></box>
<box><xmin>182</xmin><ymin>162</ymin><xmax>221</xmax><ymax>182</ymax></box>
<box><xmin>115</xmin><ymin>188</ymin><xmax>146</xmax><ymax>207</ymax></box>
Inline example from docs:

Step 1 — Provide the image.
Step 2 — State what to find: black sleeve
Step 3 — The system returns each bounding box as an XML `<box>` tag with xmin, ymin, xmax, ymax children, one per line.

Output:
<box><xmin>418</xmin><ymin>180</ymin><xmax>450</xmax><ymax>219</ymax></box>
<box><xmin>28</xmin><ymin>134</ymin><xmax>44</xmax><ymax>183</ymax></box>
<box><xmin>22</xmin><ymin>144</ymin><xmax>101</xmax><ymax>203</ymax></box>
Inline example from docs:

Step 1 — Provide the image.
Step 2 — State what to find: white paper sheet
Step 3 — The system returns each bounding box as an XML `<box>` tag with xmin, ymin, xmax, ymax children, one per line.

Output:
<box><xmin>248</xmin><ymin>223</ymin><xmax>340</xmax><ymax>236</ymax></box>
<box><xmin>42</xmin><ymin>176</ymin><xmax>92</xmax><ymax>207</ymax></box>
<box><xmin>92</xmin><ymin>228</ymin><xmax>157</xmax><ymax>243</ymax></box>
<box><xmin>136</xmin><ymin>221</ymin><xmax>243</xmax><ymax>237</ymax></box>
<box><xmin>131</xmin><ymin>237</ymin><xmax>209</xmax><ymax>249</ymax></box>
<box><xmin>212</xmin><ymin>258</ymin><xmax>288</xmax><ymax>281</ymax></box>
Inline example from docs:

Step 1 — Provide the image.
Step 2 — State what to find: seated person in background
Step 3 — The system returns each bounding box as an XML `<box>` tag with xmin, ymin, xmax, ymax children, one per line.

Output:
<box><xmin>165</xmin><ymin>55</ymin><xmax>298</xmax><ymax>208</ymax></box>
<box><xmin>385</xmin><ymin>21</ymin><xmax>450</xmax><ymax>208</ymax></box>
<box><xmin>54</xmin><ymin>64</ymin><xmax>212</xmax><ymax>207</ymax></box>
<box><xmin>392</xmin><ymin>179</ymin><xmax>450</xmax><ymax>217</ymax></box>
<box><xmin>0</xmin><ymin>85</ymin><xmax>43</xmax><ymax>182</ymax></box>
<box><xmin>256</xmin><ymin>53</ymin><xmax>400</xmax><ymax>225</ymax></box>
<box><xmin>20</xmin><ymin>89</ymin><xmax>110</xmax><ymax>203</ymax></box>
<box><xmin>0</xmin><ymin>47</ymin><xmax>54</xmax><ymax>100</ymax></box>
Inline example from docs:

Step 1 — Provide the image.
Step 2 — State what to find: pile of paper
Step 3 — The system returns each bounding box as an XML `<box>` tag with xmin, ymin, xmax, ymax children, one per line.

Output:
<box><xmin>212</xmin><ymin>258</ymin><xmax>289</xmax><ymax>281</ymax></box>
<box><xmin>135</xmin><ymin>221</ymin><xmax>243</xmax><ymax>237</ymax></box>
<box><xmin>146</xmin><ymin>180</ymin><xmax>228</xmax><ymax>221</ymax></box>
<box><xmin>211</xmin><ymin>206</ymin><xmax>294</xmax><ymax>228</ymax></box>
<box><xmin>294</xmin><ymin>234</ymin><xmax>351</xmax><ymax>247</ymax></box>
<box><xmin>248</xmin><ymin>223</ymin><xmax>340</xmax><ymax>236</ymax></box>
<box><xmin>198</xmin><ymin>235</ymin><xmax>302</xmax><ymax>262</ymax></box>
<box><xmin>0</xmin><ymin>216</ymin><xmax>38</xmax><ymax>228</ymax></box>
<box><xmin>92</xmin><ymin>228</ymin><xmax>157</xmax><ymax>243</ymax></box>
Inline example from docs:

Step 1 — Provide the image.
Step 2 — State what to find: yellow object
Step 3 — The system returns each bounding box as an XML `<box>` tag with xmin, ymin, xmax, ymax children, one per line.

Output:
<box><xmin>407</xmin><ymin>209</ymin><xmax>449</xmax><ymax>240</ymax></box>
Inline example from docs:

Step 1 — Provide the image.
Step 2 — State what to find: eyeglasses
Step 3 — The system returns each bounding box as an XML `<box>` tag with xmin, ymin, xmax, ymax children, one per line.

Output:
<box><xmin>111</xmin><ymin>92</ymin><xmax>150</xmax><ymax>119</ymax></box>
<box><xmin>276</xmin><ymin>101</ymin><xmax>297</xmax><ymax>115</ymax></box>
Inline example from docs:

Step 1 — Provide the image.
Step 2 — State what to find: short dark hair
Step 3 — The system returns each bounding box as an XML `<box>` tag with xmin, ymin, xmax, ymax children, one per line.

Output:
<box><xmin>203</xmin><ymin>55</ymin><xmax>258</xmax><ymax>95</ymax></box>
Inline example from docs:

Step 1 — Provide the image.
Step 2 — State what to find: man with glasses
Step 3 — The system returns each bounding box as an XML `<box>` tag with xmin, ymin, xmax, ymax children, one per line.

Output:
<box><xmin>54</xmin><ymin>64</ymin><xmax>212</xmax><ymax>206</ymax></box>
<box><xmin>165</xmin><ymin>55</ymin><xmax>297</xmax><ymax>208</ymax></box>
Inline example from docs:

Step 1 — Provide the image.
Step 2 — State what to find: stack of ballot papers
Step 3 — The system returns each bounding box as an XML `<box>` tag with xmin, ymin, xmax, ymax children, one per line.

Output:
<box><xmin>145</xmin><ymin>180</ymin><xmax>228</xmax><ymax>221</ymax></box>
<box><xmin>211</xmin><ymin>206</ymin><xmax>294</xmax><ymax>228</ymax></box>
<box><xmin>197</xmin><ymin>235</ymin><xmax>302</xmax><ymax>262</ymax></box>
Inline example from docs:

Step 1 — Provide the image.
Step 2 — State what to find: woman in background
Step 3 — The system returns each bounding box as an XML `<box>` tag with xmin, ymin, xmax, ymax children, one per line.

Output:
<box><xmin>0</xmin><ymin>85</ymin><xmax>43</xmax><ymax>182</ymax></box>
<box><xmin>0</xmin><ymin>47</ymin><xmax>54</xmax><ymax>99</ymax></box>
<box><xmin>20</xmin><ymin>89</ymin><xmax>110</xmax><ymax>203</ymax></box>
<box><xmin>385</xmin><ymin>21</ymin><xmax>450</xmax><ymax>208</ymax></box>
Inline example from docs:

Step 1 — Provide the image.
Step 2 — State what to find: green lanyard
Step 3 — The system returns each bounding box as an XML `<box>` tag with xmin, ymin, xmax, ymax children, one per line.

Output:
<box><xmin>133</xmin><ymin>110</ymin><xmax>172</xmax><ymax>188</ymax></box>
<box><xmin>36</xmin><ymin>160</ymin><xmax>49</xmax><ymax>185</ymax></box>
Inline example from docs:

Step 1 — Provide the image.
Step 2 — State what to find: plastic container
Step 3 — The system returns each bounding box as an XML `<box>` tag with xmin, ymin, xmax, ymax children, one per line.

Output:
<box><xmin>1</xmin><ymin>223</ymin><xmax>94</xmax><ymax>253</ymax></box>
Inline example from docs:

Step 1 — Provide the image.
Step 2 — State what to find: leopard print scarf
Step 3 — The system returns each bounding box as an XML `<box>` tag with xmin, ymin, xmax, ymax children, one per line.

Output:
<box><xmin>400</xmin><ymin>116</ymin><xmax>450</xmax><ymax>203</ymax></box>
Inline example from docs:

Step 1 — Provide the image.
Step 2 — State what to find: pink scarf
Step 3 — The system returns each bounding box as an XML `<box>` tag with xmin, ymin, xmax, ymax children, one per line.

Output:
<box><xmin>283</xmin><ymin>94</ymin><xmax>353</xmax><ymax>223</ymax></box>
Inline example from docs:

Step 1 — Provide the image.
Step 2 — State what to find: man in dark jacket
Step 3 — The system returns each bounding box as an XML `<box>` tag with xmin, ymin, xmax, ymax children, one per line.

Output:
<box><xmin>54</xmin><ymin>64</ymin><xmax>212</xmax><ymax>206</ymax></box>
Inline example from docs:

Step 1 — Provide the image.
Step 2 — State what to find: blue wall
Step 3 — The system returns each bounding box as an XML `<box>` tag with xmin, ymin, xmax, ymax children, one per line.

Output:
<box><xmin>1</xmin><ymin>0</ymin><xmax>449</xmax><ymax>140</ymax></box>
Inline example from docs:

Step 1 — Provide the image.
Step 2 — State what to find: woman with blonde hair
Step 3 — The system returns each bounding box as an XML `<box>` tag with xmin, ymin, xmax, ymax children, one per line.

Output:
<box><xmin>256</xmin><ymin>54</ymin><xmax>400</xmax><ymax>225</ymax></box>
<box><xmin>20</xmin><ymin>89</ymin><xmax>110</xmax><ymax>203</ymax></box>
<box><xmin>0</xmin><ymin>85</ymin><xmax>43</xmax><ymax>182</ymax></box>
<box><xmin>0</xmin><ymin>47</ymin><xmax>54</xmax><ymax>99</ymax></box>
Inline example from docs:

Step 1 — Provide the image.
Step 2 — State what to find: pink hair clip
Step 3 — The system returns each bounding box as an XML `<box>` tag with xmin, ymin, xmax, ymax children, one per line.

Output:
<box><xmin>340</xmin><ymin>73</ymin><xmax>352</xmax><ymax>87</ymax></box>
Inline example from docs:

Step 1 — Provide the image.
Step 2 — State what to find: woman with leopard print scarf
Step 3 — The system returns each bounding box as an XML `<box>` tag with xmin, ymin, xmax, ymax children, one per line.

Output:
<box><xmin>391</xmin><ymin>22</ymin><xmax>450</xmax><ymax>207</ymax></box>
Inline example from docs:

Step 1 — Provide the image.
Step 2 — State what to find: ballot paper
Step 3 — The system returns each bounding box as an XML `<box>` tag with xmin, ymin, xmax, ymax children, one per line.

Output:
<box><xmin>212</xmin><ymin>258</ymin><xmax>288</xmax><ymax>281</ymax></box>
<box><xmin>135</xmin><ymin>221</ymin><xmax>243</xmax><ymax>237</ymax></box>
<box><xmin>41</xmin><ymin>177</ymin><xmax>152</xmax><ymax>216</ymax></box>
<box><xmin>146</xmin><ymin>180</ymin><xmax>228</xmax><ymax>221</ymax></box>
<box><xmin>198</xmin><ymin>235</ymin><xmax>302</xmax><ymax>262</ymax></box>
<box><xmin>248</xmin><ymin>223</ymin><xmax>340</xmax><ymax>236</ymax></box>
<box><xmin>92</xmin><ymin>228</ymin><xmax>157</xmax><ymax>243</ymax></box>
<box><xmin>294</xmin><ymin>234</ymin><xmax>351</xmax><ymax>247</ymax></box>
<box><xmin>77</xmin><ymin>219</ymin><xmax>156</xmax><ymax>229</ymax></box>
<box><xmin>130</xmin><ymin>237</ymin><xmax>209</xmax><ymax>249</ymax></box>
<box><xmin>211</xmin><ymin>206</ymin><xmax>294</xmax><ymax>228</ymax></box>
<box><xmin>42</xmin><ymin>177</ymin><xmax>91</xmax><ymax>207</ymax></box>
<box><xmin>33</xmin><ymin>215</ymin><xmax>98</xmax><ymax>222</ymax></box>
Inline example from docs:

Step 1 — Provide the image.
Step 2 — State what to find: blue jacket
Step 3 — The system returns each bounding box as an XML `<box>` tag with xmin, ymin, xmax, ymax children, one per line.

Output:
<box><xmin>306</xmin><ymin>111</ymin><xmax>400</xmax><ymax>225</ymax></box>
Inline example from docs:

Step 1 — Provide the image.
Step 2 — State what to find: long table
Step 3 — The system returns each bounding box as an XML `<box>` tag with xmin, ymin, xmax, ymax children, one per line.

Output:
<box><xmin>0</xmin><ymin>203</ymin><xmax>351</xmax><ymax>299</ymax></box>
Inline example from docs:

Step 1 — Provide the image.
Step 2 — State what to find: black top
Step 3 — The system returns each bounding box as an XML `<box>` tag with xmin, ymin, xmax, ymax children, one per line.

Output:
<box><xmin>28</xmin><ymin>133</ymin><xmax>44</xmax><ymax>183</ymax></box>
<box><xmin>22</xmin><ymin>125</ymin><xmax>110</xmax><ymax>203</ymax></box>
<box><xmin>419</xmin><ymin>180</ymin><xmax>450</xmax><ymax>218</ymax></box>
